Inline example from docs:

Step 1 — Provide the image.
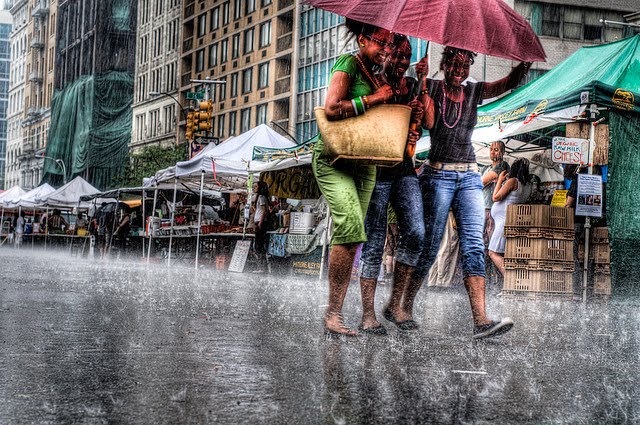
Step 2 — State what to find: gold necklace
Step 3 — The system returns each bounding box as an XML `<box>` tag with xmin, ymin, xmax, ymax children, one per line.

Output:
<box><xmin>355</xmin><ymin>54</ymin><xmax>381</xmax><ymax>90</ymax></box>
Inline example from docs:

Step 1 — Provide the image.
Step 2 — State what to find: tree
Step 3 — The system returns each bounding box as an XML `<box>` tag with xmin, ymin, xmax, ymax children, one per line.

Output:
<box><xmin>113</xmin><ymin>145</ymin><xmax>185</xmax><ymax>188</ymax></box>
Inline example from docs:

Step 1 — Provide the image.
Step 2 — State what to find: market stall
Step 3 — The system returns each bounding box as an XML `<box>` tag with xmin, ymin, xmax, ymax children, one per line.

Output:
<box><xmin>145</xmin><ymin>124</ymin><xmax>297</xmax><ymax>269</ymax></box>
<box><xmin>0</xmin><ymin>186</ymin><xmax>26</xmax><ymax>244</ymax></box>
<box><xmin>472</xmin><ymin>34</ymin><xmax>640</xmax><ymax>298</ymax></box>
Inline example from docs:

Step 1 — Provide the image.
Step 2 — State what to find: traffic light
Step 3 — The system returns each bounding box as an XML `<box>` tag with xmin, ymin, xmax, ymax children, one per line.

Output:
<box><xmin>197</xmin><ymin>100</ymin><xmax>213</xmax><ymax>132</ymax></box>
<box><xmin>185</xmin><ymin>111</ymin><xmax>195</xmax><ymax>141</ymax></box>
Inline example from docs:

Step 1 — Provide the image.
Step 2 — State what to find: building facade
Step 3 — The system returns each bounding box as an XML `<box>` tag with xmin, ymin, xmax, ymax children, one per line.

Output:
<box><xmin>179</xmin><ymin>0</ymin><xmax>295</xmax><ymax>147</ymax></box>
<box><xmin>0</xmin><ymin>10</ymin><xmax>11</xmax><ymax>190</ymax></box>
<box><xmin>45</xmin><ymin>0</ymin><xmax>137</xmax><ymax>189</ymax></box>
<box><xmin>20</xmin><ymin>0</ymin><xmax>57</xmax><ymax>189</ymax></box>
<box><xmin>130</xmin><ymin>0</ymin><xmax>182</xmax><ymax>153</ymax></box>
<box><xmin>5</xmin><ymin>0</ymin><xmax>28</xmax><ymax>189</ymax></box>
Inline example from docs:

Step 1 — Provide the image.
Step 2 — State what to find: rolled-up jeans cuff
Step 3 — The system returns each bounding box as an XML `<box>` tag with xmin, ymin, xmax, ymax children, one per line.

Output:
<box><xmin>360</xmin><ymin>261</ymin><xmax>382</xmax><ymax>279</ymax></box>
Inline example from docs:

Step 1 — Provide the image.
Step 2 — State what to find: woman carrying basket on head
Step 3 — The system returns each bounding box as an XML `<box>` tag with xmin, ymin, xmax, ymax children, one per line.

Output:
<box><xmin>312</xmin><ymin>19</ymin><xmax>401</xmax><ymax>337</ymax></box>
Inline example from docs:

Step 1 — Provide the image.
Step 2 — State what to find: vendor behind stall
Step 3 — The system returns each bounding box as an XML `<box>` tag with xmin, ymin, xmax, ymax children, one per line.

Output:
<box><xmin>46</xmin><ymin>209</ymin><xmax>68</xmax><ymax>234</ymax></box>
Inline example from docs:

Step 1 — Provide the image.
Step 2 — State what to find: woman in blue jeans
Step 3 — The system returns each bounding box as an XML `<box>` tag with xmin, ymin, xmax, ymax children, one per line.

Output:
<box><xmin>359</xmin><ymin>35</ymin><xmax>425</xmax><ymax>334</ymax></box>
<box><xmin>410</xmin><ymin>47</ymin><xmax>532</xmax><ymax>339</ymax></box>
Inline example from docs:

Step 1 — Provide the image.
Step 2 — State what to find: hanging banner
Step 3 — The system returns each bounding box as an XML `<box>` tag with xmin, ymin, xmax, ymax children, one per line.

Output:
<box><xmin>576</xmin><ymin>174</ymin><xmax>603</xmax><ymax>217</ymax></box>
<box><xmin>260</xmin><ymin>166</ymin><xmax>320</xmax><ymax>200</ymax></box>
<box><xmin>552</xmin><ymin>137</ymin><xmax>589</xmax><ymax>164</ymax></box>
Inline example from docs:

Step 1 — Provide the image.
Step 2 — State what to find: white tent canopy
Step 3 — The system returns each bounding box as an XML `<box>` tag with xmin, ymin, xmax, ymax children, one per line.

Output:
<box><xmin>173</xmin><ymin>124</ymin><xmax>296</xmax><ymax>185</ymax></box>
<box><xmin>8</xmin><ymin>183</ymin><xmax>56</xmax><ymax>209</ymax></box>
<box><xmin>37</xmin><ymin>176</ymin><xmax>102</xmax><ymax>209</ymax></box>
<box><xmin>0</xmin><ymin>186</ymin><xmax>27</xmax><ymax>208</ymax></box>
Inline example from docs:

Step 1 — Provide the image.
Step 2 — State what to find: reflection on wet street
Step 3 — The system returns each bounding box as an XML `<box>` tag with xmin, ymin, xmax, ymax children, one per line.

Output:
<box><xmin>0</xmin><ymin>247</ymin><xmax>638</xmax><ymax>423</ymax></box>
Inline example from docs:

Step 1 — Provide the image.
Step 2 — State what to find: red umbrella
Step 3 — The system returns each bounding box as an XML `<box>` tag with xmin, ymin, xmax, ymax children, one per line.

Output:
<box><xmin>303</xmin><ymin>0</ymin><xmax>546</xmax><ymax>62</ymax></box>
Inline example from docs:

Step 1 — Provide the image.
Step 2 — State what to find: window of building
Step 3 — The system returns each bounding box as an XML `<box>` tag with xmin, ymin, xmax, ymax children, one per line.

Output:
<box><xmin>230</xmin><ymin>73</ymin><xmax>238</xmax><ymax>97</ymax></box>
<box><xmin>242</xmin><ymin>67</ymin><xmax>253</xmax><ymax>93</ymax></box>
<box><xmin>218</xmin><ymin>113</ymin><xmax>225</xmax><ymax>137</ymax></box>
<box><xmin>163</xmin><ymin>104</ymin><xmax>175</xmax><ymax>134</ymax></box>
<box><xmin>203</xmin><ymin>44</ymin><xmax>216</xmax><ymax>70</ymax></box>
<box><xmin>256</xmin><ymin>103</ymin><xmax>267</xmax><ymax>126</ymax></box>
<box><xmin>218</xmin><ymin>77</ymin><xmax>227</xmax><ymax>101</ymax></box>
<box><xmin>259</xmin><ymin>21</ymin><xmax>271</xmax><ymax>48</ymax></box>
<box><xmin>234</xmin><ymin>0</ymin><xmax>242</xmax><ymax>20</ymax></box>
<box><xmin>197</xmin><ymin>13</ymin><xmax>207</xmax><ymax>38</ymax></box>
<box><xmin>210</xmin><ymin>7</ymin><xmax>220</xmax><ymax>31</ymax></box>
<box><xmin>195</xmin><ymin>48</ymin><xmax>205</xmax><ymax>72</ymax></box>
<box><xmin>246</xmin><ymin>0</ymin><xmax>256</xmax><ymax>14</ymax></box>
<box><xmin>244</xmin><ymin>28</ymin><xmax>254</xmax><ymax>54</ymax></box>
<box><xmin>149</xmin><ymin>109</ymin><xmax>160</xmax><ymax>137</ymax></box>
<box><xmin>261</xmin><ymin>0</ymin><xmax>272</xmax><ymax>6</ymax></box>
<box><xmin>155</xmin><ymin>0</ymin><xmax>164</xmax><ymax>16</ymax></box>
<box><xmin>232</xmin><ymin>34</ymin><xmax>240</xmax><ymax>59</ymax></box>
<box><xmin>240</xmin><ymin>108</ymin><xmax>251</xmax><ymax>133</ymax></box>
<box><xmin>222</xmin><ymin>2</ymin><xmax>230</xmax><ymax>25</ymax></box>
<box><xmin>258</xmin><ymin>62</ymin><xmax>269</xmax><ymax>88</ymax></box>
<box><xmin>229</xmin><ymin>111</ymin><xmax>237</xmax><ymax>135</ymax></box>
<box><xmin>221</xmin><ymin>39</ymin><xmax>228</xmax><ymax>63</ymax></box>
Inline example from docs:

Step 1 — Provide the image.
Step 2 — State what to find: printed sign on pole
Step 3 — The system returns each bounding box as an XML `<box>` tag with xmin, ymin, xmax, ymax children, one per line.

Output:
<box><xmin>552</xmin><ymin>137</ymin><xmax>589</xmax><ymax>164</ymax></box>
<box><xmin>575</xmin><ymin>174</ymin><xmax>603</xmax><ymax>217</ymax></box>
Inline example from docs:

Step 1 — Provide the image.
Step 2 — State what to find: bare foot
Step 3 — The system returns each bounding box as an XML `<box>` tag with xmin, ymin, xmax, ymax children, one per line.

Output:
<box><xmin>324</xmin><ymin>312</ymin><xmax>358</xmax><ymax>337</ymax></box>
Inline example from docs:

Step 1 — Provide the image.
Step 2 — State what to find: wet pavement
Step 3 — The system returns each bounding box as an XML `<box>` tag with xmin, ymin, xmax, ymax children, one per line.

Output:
<box><xmin>0</xmin><ymin>247</ymin><xmax>638</xmax><ymax>424</ymax></box>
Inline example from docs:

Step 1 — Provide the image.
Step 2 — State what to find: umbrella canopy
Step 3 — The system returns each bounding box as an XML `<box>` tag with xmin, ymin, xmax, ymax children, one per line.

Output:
<box><xmin>304</xmin><ymin>0</ymin><xmax>545</xmax><ymax>62</ymax></box>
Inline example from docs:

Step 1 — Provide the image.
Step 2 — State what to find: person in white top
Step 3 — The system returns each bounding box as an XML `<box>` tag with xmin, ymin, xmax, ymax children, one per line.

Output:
<box><xmin>14</xmin><ymin>211</ymin><xmax>25</xmax><ymax>247</ymax></box>
<box><xmin>488</xmin><ymin>158</ymin><xmax>533</xmax><ymax>277</ymax></box>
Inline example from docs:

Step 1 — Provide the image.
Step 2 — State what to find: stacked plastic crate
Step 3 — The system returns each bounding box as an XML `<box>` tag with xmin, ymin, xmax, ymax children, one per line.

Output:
<box><xmin>590</xmin><ymin>227</ymin><xmax>611</xmax><ymax>296</ymax></box>
<box><xmin>503</xmin><ymin>205</ymin><xmax>574</xmax><ymax>297</ymax></box>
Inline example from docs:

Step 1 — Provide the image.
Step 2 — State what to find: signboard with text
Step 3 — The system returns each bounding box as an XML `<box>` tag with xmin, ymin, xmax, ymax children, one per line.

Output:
<box><xmin>552</xmin><ymin>137</ymin><xmax>589</xmax><ymax>164</ymax></box>
<box><xmin>575</xmin><ymin>174</ymin><xmax>603</xmax><ymax>217</ymax></box>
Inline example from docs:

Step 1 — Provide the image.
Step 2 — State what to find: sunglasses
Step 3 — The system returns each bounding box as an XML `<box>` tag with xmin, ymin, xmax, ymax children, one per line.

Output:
<box><xmin>364</xmin><ymin>34</ymin><xmax>396</xmax><ymax>50</ymax></box>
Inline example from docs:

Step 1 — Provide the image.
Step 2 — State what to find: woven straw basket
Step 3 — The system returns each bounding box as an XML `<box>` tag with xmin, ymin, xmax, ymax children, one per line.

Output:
<box><xmin>314</xmin><ymin>104</ymin><xmax>411</xmax><ymax>166</ymax></box>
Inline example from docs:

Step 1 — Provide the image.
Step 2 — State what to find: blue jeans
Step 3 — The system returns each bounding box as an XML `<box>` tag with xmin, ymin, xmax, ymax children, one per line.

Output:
<box><xmin>360</xmin><ymin>173</ymin><xmax>425</xmax><ymax>279</ymax></box>
<box><xmin>415</xmin><ymin>166</ymin><xmax>486</xmax><ymax>279</ymax></box>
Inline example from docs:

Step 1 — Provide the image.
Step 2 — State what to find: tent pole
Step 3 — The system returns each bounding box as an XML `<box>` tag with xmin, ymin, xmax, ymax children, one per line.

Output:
<box><xmin>0</xmin><ymin>206</ymin><xmax>4</xmax><ymax>241</ymax></box>
<box><xmin>318</xmin><ymin>203</ymin><xmax>331</xmax><ymax>281</ymax></box>
<box><xmin>32</xmin><ymin>207</ymin><xmax>36</xmax><ymax>250</ymax></box>
<box><xmin>44</xmin><ymin>207</ymin><xmax>49</xmax><ymax>251</ymax></box>
<box><xmin>147</xmin><ymin>187</ymin><xmax>158</xmax><ymax>264</ymax></box>
<box><xmin>141</xmin><ymin>187</ymin><xmax>146</xmax><ymax>260</ymax></box>
<box><xmin>582</xmin><ymin>109</ymin><xmax>599</xmax><ymax>303</ymax></box>
<box><xmin>107</xmin><ymin>193</ymin><xmax>120</xmax><ymax>258</ymax></box>
<box><xmin>195</xmin><ymin>171</ymin><xmax>205</xmax><ymax>270</ymax></box>
<box><xmin>17</xmin><ymin>206</ymin><xmax>21</xmax><ymax>248</ymax></box>
<box><xmin>243</xmin><ymin>174</ymin><xmax>254</xmax><ymax>238</ymax></box>
<box><xmin>167</xmin><ymin>178</ymin><xmax>178</xmax><ymax>267</ymax></box>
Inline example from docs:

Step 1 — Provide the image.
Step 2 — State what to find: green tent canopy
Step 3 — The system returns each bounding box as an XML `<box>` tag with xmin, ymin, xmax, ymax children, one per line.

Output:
<box><xmin>475</xmin><ymin>34</ymin><xmax>640</xmax><ymax>296</ymax></box>
<box><xmin>474</xmin><ymin>34</ymin><xmax>640</xmax><ymax>144</ymax></box>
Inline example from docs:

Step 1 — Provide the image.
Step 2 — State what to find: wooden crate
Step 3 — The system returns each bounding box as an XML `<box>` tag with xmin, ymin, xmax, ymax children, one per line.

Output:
<box><xmin>591</xmin><ymin>243</ymin><xmax>611</xmax><ymax>264</ymax></box>
<box><xmin>506</xmin><ymin>204</ymin><xmax>574</xmax><ymax>229</ymax></box>
<box><xmin>504</xmin><ymin>226</ymin><xmax>574</xmax><ymax>240</ymax></box>
<box><xmin>593</xmin><ymin>272</ymin><xmax>611</xmax><ymax>296</ymax></box>
<box><xmin>505</xmin><ymin>237</ymin><xmax>573</xmax><ymax>261</ymax></box>
<box><xmin>590</xmin><ymin>227</ymin><xmax>609</xmax><ymax>244</ymax></box>
<box><xmin>505</xmin><ymin>258</ymin><xmax>574</xmax><ymax>272</ymax></box>
<box><xmin>504</xmin><ymin>268</ymin><xmax>573</xmax><ymax>294</ymax></box>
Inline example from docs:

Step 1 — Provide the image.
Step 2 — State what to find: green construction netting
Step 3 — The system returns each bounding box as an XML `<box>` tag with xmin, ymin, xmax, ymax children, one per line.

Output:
<box><xmin>608</xmin><ymin>111</ymin><xmax>640</xmax><ymax>296</ymax></box>
<box><xmin>43</xmin><ymin>71</ymin><xmax>133</xmax><ymax>190</ymax></box>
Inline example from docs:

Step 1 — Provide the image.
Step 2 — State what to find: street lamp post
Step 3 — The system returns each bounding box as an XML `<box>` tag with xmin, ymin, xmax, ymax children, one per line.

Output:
<box><xmin>35</xmin><ymin>154</ymin><xmax>67</xmax><ymax>185</ymax></box>
<box><xmin>148</xmin><ymin>91</ymin><xmax>188</xmax><ymax>120</ymax></box>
